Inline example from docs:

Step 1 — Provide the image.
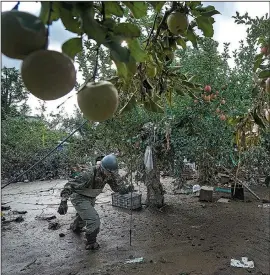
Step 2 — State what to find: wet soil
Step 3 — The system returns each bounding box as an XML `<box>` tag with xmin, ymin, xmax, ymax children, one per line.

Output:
<box><xmin>1</xmin><ymin>178</ymin><xmax>270</xmax><ymax>275</ymax></box>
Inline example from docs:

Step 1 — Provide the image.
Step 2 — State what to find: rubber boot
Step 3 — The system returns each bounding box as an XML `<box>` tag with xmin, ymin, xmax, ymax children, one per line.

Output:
<box><xmin>70</xmin><ymin>214</ymin><xmax>85</xmax><ymax>234</ymax></box>
<box><xmin>85</xmin><ymin>228</ymin><xmax>100</xmax><ymax>250</ymax></box>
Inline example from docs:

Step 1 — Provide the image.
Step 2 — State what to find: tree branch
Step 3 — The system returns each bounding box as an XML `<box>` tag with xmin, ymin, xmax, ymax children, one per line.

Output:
<box><xmin>92</xmin><ymin>46</ymin><xmax>100</xmax><ymax>82</ymax></box>
<box><xmin>144</xmin><ymin>12</ymin><xmax>159</xmax><ymax>50</ymax></box>
<box><xmin>153</xmin><ymin>2</ymin><xmax>178</xmax><ymax>40</ymax></box>
<box><xmin>101</xmin><ymin>1</ymin><xmax>105</xmax><ymax>21</ymax></box>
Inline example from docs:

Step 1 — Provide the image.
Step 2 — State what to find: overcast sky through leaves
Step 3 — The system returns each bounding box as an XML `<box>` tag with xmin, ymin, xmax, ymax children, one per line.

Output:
<box><xmin>1</xmin><ymin>1</ymin><xmax>269</xmax><ymax>117</ymax></box>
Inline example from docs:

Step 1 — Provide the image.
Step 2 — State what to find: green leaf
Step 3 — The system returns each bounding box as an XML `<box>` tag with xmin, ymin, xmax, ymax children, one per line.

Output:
<box><xmin>188</xmin><ymin>75</ymin><xmax>197</xmax><ymax>82</ymax></box>
<box><xmin>104</xmin><ymin>2</ymin><xmax>124</xmax><ymax>17</ymax></box>
<box><xmin>176</xmin><ymin>37</ymin><xmax>186</xmax><ymax>49</ymax></box>
<box><xmin>80</xmin><ymin>8</ymin><xmax>107</xmax><ymax>44</ymax></box>
<box><xmin>111</xmin><ymin>57</ymin><xmax>128</xmax><ymax>79</ymax></box>
<box><xmin>126</xmin><ymin>56</ymin><xmax>137</xmax><ymax>76</ymax></box>
<box><xmin>187</xmin><ymin>2</ymin><xmax>202</xmax><ymax>9</ymax></box>
<box><xmin>144</xmin><ymin>97</ymin><xmax>164</xmax><ymax>113</ymax></box>
<box><xmin>119</xmin><ymin>94</ymin><xmax>137</xmax><ymax>114</ymax></box>
<box><xmin>62</xmin><ymin>37</ymin><xmax>82</xmax><ymax>60</ymax></box>
<box><xmin>174</xmin><ymin>88</ymin><xmax>186</xmax><ymax>96</ymax></box>
<box><xmin>258</xmin><ymin>70</ymin><xmax>270</xmax><ymax>79</ymax></box>
<box><xmin>102</xmin><ymin>18</ymin><xmax>116</xmax><ymax>30</ymax></box>
<box><xmin>227</xmin><ymin>117</ymin><xmax>240</xmax><ymax>126</ymax></box>
<box><xmin>153</xmin><ymin>93</ymin><xmax>161</xmax><ymax>102</ymax></box>
<box><xmin>127</xmin><ymin>38</ymin><xmax>146</xmax><ymax>62</ymax></box>
<box><xmin>123</xmin><ymin>2</ymin><xmax>148</xmax><ymax>19</ymax></box>
<box><xmin>166</xmin><ymin>90</ymin><xmax>172</xmax><ymax>106</ymax></box>
<box><xmin>187</xmin><ymin>90</ymin><xmax>197</xmax><ymax>99</ymax></box>
<box><xmin>251</xmin><ymin>86</ymin><xmax>259</xmax><ymax>97</ymax></box>
<box><xmin>39</xmin><ymin>2</ymin><xmax>60</xmax><ymax>24</ymax></box>
<box><xmin>195</xmin><ymin>16</ymin><xmax>215</xmax><ymax>37</ymax></box>
<box><xmin>182</xmin><ymin>80</ymin><xmax>196</xmax><ymax>88</ymax></box>
<box><xmin>253</xmin><ymin>53</ymin><xmax>263</xmax><ymax>72</ymax></box>
<box><xmin>114</xmin><ymin>23</ymin><xmax>141</xmax><ymax>38</ymax></box>
<box><xmin>196</xmin><ymin>5</ymin><xmax>215</xmax><ymax>12</ymax></box>
<box><xmin>187</xmin><ymin>29</ymin><xmax>198</xmax><ymax>48</ymax></box>
<box><xmin>201</xmin><ymin>10</ymin><xmax>220</xmax><ymax>17</ymax></box>
<box><xmin>60</xmin><ymin>7</ymin><xmax>81</xmax><ymax>34</ymax></box>
<box><xmin>148</xmin><ymin>1</ymin><xmax>165</xmax><ymax>12</ymax></box>
<box><xmin>168</xmin><ymin>66</ymin><xmax>181</xmax><ymax>72</ymax></box>
<box><xmin>106</xmin><ymin>40</ymin><xmax>130</xmax><ymax>63</ymax></box>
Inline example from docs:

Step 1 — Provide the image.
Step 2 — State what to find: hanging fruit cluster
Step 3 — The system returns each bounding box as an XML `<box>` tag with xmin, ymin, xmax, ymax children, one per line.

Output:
<box><xmin>194</xmin><ymin>85</ymin><xmax>228</xmax><ymax>121</ymax></box>
<box><xmin>1</xmin><ymin>6</ymin><xmax>119</xmax><ymax>123</ymax></box>
<box><xmin>2</xmin><ymin>10</ymin><xmax>77</xmax><ymax>101</ymax></box>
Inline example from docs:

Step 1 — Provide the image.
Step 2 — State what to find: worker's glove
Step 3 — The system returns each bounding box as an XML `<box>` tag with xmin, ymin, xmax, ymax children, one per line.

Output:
<box><xmin>57</xmin><ymin>200</ymin><xmax>68</xmax><ymax>215</ymax></box>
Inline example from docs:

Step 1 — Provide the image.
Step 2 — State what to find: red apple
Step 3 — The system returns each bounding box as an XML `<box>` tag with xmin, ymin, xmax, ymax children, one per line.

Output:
<box><xmin>220</xmin><ymin>114</ymin><xmax>226</xmax><ymax>121</ymax></box>
<box><xmin>261</xmin><ymin>46</ymin><xmax>269</xmax><ymax>56</ymax></box>
<box><xmin>204</xmin><ymin>85</ymin><xmax>211</xmax><ymax>93</ymax></box>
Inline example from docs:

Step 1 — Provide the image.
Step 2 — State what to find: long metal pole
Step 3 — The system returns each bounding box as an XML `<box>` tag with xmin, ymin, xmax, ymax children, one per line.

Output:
<box><xmin>1</xmin><ymin>120</ymin><xmax>89</xmax><ymax>189</ymax></box>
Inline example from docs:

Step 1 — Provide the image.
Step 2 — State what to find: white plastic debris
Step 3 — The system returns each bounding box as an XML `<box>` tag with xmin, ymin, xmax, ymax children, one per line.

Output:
<box><xmin>258</xmin><ymin>204</ymin><xmax>270</xmax><ymax>208</ymax></box>
<box><xmin>217</xmin><ymin>198</ymin><xmax>230</xmax><ymax>203</ymax></box>
<box><xmin>230</xmin><ymin>257</ymin><xmax>254</xmax><ymax>268</ymax></box>
<box><xmin>192</xmin><ymin>184</ymin><xmax>201</xmax><ymax>193</ymax></box>
<box><xmin>144</xmin><ymin>146</ymin><xmax>153</xmax><ymax>171</ymax></box>
<box><xmin>125</xmin><ymin>257</ymin><xmax>144</xmax><ymax>264</ymax></box>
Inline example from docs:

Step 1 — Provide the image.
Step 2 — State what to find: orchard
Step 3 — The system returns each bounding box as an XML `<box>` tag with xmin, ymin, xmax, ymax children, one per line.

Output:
<box><xmin>1</xmin><ymin>2</ymin><xmax>270</xmax><ymax>273</ymax></box>
<box><xmin>1</xmin><ymin>0</ymin><xmax>269</xmax><ymax>195</ymax></box>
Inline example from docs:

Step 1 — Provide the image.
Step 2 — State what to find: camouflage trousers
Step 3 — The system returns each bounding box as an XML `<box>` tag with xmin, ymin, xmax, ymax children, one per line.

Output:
<box><xmin>70</xmin><ymin>193</ymin><xmax>100</xmax><ymax>234</ymax></box>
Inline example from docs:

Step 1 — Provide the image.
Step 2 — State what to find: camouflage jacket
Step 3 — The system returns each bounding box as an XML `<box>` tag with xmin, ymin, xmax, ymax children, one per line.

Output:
<box><xmin>60</xmin><ymin>166</ymin><xmax>124</xmax><ymax>200</ymax></box>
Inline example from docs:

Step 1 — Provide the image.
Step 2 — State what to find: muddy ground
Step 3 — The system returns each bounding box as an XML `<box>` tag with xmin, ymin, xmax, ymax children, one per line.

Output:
<box><xmin>1</xmin><ymin>177</ymin><xmax>270</xmax><ymax>275</ymax></box>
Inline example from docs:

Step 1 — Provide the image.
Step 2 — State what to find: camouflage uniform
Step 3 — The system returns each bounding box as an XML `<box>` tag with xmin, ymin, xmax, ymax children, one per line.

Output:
<box><xmin>60</xmin><ymin>165</ymin><xmax>123</xmax><ymax>246</ymax></box>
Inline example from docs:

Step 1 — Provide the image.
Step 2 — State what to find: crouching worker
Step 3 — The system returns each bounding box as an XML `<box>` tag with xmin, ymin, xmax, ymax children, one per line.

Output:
<box><xmin>57</xmin><ymin>154</ymin><xmax>128</xmax><ymax>250</ymax></box>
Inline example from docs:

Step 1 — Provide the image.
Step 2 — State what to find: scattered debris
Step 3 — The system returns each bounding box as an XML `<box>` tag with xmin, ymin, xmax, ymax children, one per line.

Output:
<box><xmin>48</xmin><ymin>222</ymin><xmax>60</xmax><ymax>230</ymax></box>
<box><xmin>125</xmin><ymin>257</ymin><xmax>144</xmax><ymax>264</ymax></box>
<box><xmin>217</xmin><ymin>173</ymin><xmax>231</xmax><ymax>184</ymax></box>
<box><xmin>15</xmin><ymin>216</ymin><xmax>24</xmax><ymax>223</ymax></box>
<box><xmin>36</xmin><ymin>214</ymin><xmax>56</xmax><ymax>221</ymax></box>
<box><xmin>2</xmin><ymin>215</ymin><xmax>24</xmax><ymax>224</ymax></box>
<box><xmin>192</xmin><ymin>184</ymin><xmax>201</xmax><ymax>195</ymax></box>
<box><xmin>215</xmin><ymin>187</ymin><xmax>231</xmax><ymax>194</ymax></box>
<box><xmin>262</xmin><ymin>199</ymin><xmax>270</xmax><ymax>203</ymax></box>
<box><xmin>59</xmin><ymin>233</ymin><xmax>65</xmax><ymax>237</ymax></box>
<box><xmin>191</xmin><ymin>225</ymin><xmax>201</xmax><ymax>229</ymax></box>
<box><xmin>258</xmin><ymin>204</ymin><xmax>270</xmax><ymax>208</ymax></box>
<box><xmin>1</xmin><ymin>205</ymin><xmax>11</xmax><ymax>211</ymax></box>
<box><xmin>20</xmin><ymin>258</ymin><xmax>37</xmax><ymax>271</ymax></box>
<box><xmin>217</xmin><ymin>198</ymin><xmax>230</xmax><ymax>203</ymax></box>
<box><xmin>230</xmin><ymin>257</ymin><xmax>254</xmax><ymax>268</ymax></box>
<box><xmin>159</xmin><ymin>257</ymin><xmax>174</xmax><ymax>263</ymax></box>
<box><xmin>13</xmin><ymin>210</ymin><xmax>27</xmax><ymax>215</ymax></box>
<box><xmin>174</xmin><ymin>184</ymin><xmax>193</xmax><ymax>195</ymax></box>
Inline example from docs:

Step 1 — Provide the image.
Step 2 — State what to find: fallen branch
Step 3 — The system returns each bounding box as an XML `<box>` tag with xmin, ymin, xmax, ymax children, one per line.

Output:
<box><xmin>206</xmin><ymin>153</ymin><xmax>261</xmax><ymax>201</ymax></box>
<box><xmin>20</xmin><ymin>259</ymin><xmax>37</xmax><ymax>271</ymax></box>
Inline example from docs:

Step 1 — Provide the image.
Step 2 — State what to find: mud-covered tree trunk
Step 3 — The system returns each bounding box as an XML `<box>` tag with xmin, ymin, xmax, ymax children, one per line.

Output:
<box><xmin>145</xmin><ymin>151</ymin><xmax>165</xmax><ymax>208</ymax></box>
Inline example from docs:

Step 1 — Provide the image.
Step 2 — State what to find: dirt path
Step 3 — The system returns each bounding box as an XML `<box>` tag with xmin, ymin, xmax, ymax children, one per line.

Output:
<box><xmin>1</xmin><ymin>178</ymin><xmax>270</xmax><ymax>275</ymax></box>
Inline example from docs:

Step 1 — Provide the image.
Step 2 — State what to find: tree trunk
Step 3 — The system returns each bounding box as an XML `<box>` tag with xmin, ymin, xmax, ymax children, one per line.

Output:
<box><xmin>145</xmin><ymin>151</ymin><xmax>165</xmax><ymax>208</ymax></box>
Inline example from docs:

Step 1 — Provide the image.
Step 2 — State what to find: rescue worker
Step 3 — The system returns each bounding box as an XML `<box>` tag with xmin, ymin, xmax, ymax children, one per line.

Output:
<box><xmin>57</xmin><ymin>154</ymin><xmax>127</xmax><ymax>250</ymax></box>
